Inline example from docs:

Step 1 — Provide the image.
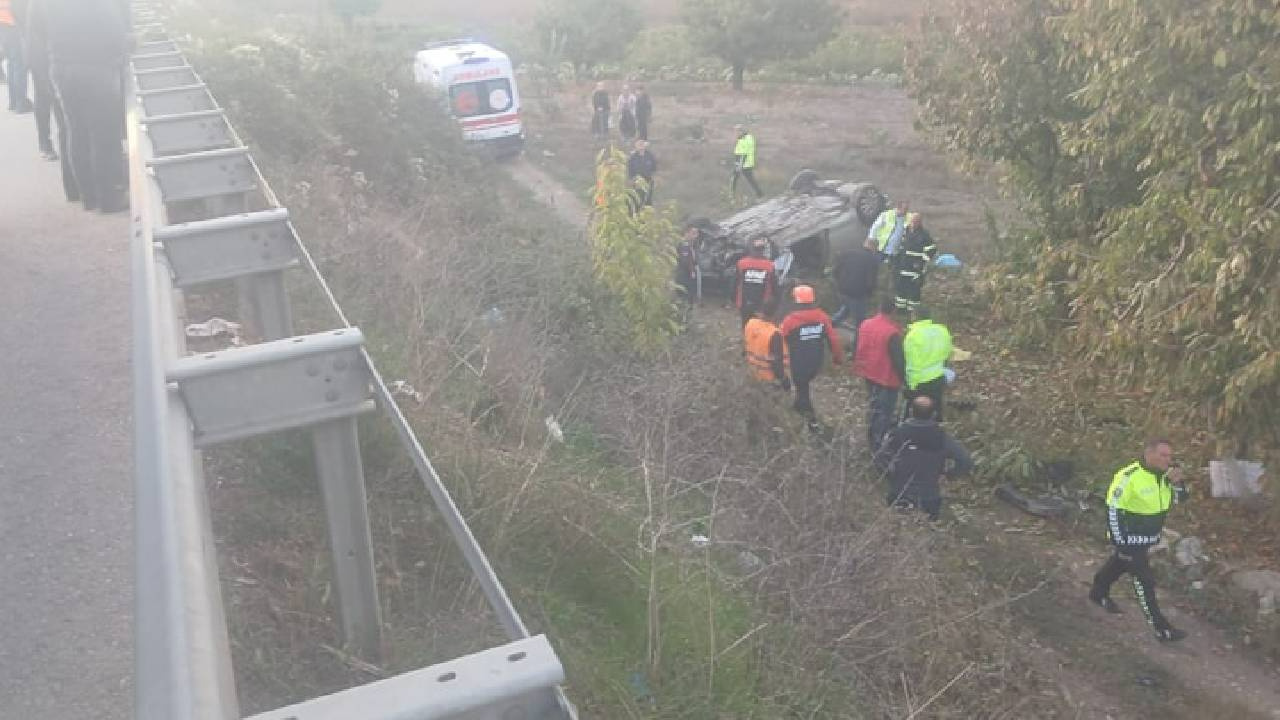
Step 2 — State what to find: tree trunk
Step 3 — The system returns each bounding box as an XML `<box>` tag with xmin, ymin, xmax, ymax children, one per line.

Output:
<box><xmin>732</xmin><ymin>62</ymin><xmax>745</xmax><ymax>91</ymax></box>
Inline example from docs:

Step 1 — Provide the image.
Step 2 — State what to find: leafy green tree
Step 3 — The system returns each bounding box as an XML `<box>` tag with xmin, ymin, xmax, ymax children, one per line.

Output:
<box><xmin>533</xmin><ymin>0</ymin><xmax>643</xmax><ymax>75</ymax></box>
<box><xmin>682</xmin><ymin>0</ymin><xmax>841</xmax><ymax>90</ymax></box>
<box><xmin>588</xmin><ymin>149</ymin><xmax>679</xmax><ymax>356</ymax></box>
<box><xmin>908</xmin><ymin>0</ymin><xmax>1280</xmax><ymax>450</ymax></box>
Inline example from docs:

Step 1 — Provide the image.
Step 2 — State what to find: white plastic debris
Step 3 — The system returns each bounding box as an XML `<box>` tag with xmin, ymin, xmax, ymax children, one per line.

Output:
<box><xmin>185</xmin><ymin>317</ymin><xmax>242</xmax><ymax>339</ymax></box>
<box><xmin>690</xmin><ymin>534</ymin><xmax>711</xmax><ymax>548</ymax></box>
<box><xmin>544</xmin><ymin>415</ymin><xmax>564</xmax><ymax>443</ymax></box>
<box><xmin>1209</xmin><ymin>459</ymin><xmax>1265</xmax><ymax>498</ymax></box>
<box><xmin>389</xmin><ymin>380</ymin><xmax>425</xmax><ymax>403</ymax></box>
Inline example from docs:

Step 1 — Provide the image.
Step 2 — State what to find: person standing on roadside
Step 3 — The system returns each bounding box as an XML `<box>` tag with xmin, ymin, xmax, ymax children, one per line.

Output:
<box><xmin>675</xmin><ymin>224</ymin><xmax>700</xmax><ymax>302</ymax></box>
<box><xmin>590</xmin><ymin>81</ymin><xmax>610</xmax><ymax>139</ymax></box>
<box><xmin>874</xmin><ymin>396</ymin><xmax>972</xmax><ymax>521</ymax></box>
<box><xmin>15</xmin><ymin>0</ymin><xmax>63</xmax><ymax>163</ymax></box>
<box><xmin>0</xmin><ymin>0</ymin><xmax>33</xmax><ymax>113</ymax></box>
<box><xmin>869</xmin><ymin>198</ymin><xmax>909</xmax><ymax>263</ymax></box>
<box><xmin>780</xmin><ymin>284</ymin><xmax>843</xmax><ymax>429</ymax></box>
<box><xmin>831</xmin><ymin>237</ymin><xmax>880</xmax><ymax>332</ymax></box>
<box><xmin>634</xmin><ymin>83</ymin><xmax>652</xmax><ymax>141</ymax></box>
<box><xmin>853</xmin><ymin>297</ymin><xmax>905</xmax><ymax>450</ymax></box>
<box><xmin>1089</xmin><ymin>439</ymin><xmax>1191</xmax><ymax>643</ymax></box>
<box><xmin>901</xmin><ymin>306</ymin><xmax>951</xmax><ymax>419</ymax></box>
<box><xmin>734</xmin><ymin>237</ymin><xmax>777</xmax><ymax>326</ymax></box>
<box><xmin>893</xmin><ymin>213</ymin><xmax>938</xmax><ymax>312</ymax></box>
<box><xmin>27</xmin><ymin>0</ymin><xmax>129</xmax><ymax>213</ymax></box>
<box><xmin>626</xmin><ymin>138</ymin><xmax>657</xmax><ymax>207</ymax></box>
<box><xmin>731</xmin><ymin>124</ymin><xmax>763</xmax><ymax>199</ymax></box>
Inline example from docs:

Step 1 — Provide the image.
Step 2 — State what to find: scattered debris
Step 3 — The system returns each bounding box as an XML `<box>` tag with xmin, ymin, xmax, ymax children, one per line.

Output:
<box><xmin>1230</xmin><ymin>570</ymin><xmax>1280</xmax><ymax>616</ymax></box>
<box><xmin>950</xmin><ymin>346</ymin><xmax>973</xmax><ymax>362</ymax></box>
<box><xmin>1209</xmin><ymin>459</ymin><xmax>1265</xmax><ymax>498</ymax></box>
<box><xmin>736</xmin><ymin>550</ymin><xmax>764</xmax><ymax>574</ymax></box>
<box><xmin>690</xmin><ymin>533</ymin><xmax>711</xmax><ymax>547</ymax></box>
<box><xmin>541</xmin><ymin>149</ymin><xmax>555</xmax><ymax>158</ymax></box>
<box><xmin>1134</xmin><ymin>675</ymin><xmax>1159</xmax><ymax>688</ymax></box>
<box><xmin>185</xmin><ymin>317</ymin><xmax>243</xmax><ymax>345</ymax></box>
<box><xmin>388</xmin><ymin>380</ymin><xmax>424</xmax><ymax>403</ymax></box>
<box><xmin>544</xmin><ymin>415</ymin><xmax>564</xmax><ymax>443</ymax></box>
<box><xmin>994</xmin><ymin>484</ymin><xmax>1072</xmax><ymax>518</ymax></box>
<box><xmin>935</xmin><ymin>253</ymin><xmax>963</xmax><ymax>269</ymax></box>
<box><xmin>480</xmin><ymin>307</ymin><xmax>505</xmax><ymax>325</ymax></box>
<box><xmin>1173</xmin><ymin>537</ymin><xmax>1209</xmax><ymax>567</ymax></box>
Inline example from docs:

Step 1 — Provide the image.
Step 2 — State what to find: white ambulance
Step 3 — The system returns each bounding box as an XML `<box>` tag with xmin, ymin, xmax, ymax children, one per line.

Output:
<box><xmin>413</xmin><ymin>39</ymin><xmax>524</xmax><ymax>155</ymax></box>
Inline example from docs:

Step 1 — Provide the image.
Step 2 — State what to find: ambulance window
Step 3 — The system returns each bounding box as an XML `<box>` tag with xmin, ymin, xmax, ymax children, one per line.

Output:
<box><xmin>449</xmin><ymin>78</ymin><xmax>514</xmax><ymax>117</ymax></box>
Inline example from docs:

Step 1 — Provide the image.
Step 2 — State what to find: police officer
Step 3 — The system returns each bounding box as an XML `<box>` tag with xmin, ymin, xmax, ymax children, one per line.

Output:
<box><xmin>893</xmin><ymin>213</ymin><xmax>937</xmax><ymax>312</ymax></box>
<box><xmin>779</xmin><ymin>285</ymin><xmax>842</xmax><ymax>427</ymax></box>
<box><xmin>874</xmin><ymin>396</ymin><xmax>972</xmax><ymax>521</ymax></box>
<box><xmin>734</xmin><ymin>238</ymin><xmax>777</xmax><ymax>326</ymax></box>
<box><xmin>902</xmin><ymin>306</ymin><xmax>952</xmax><ymax>420</ymax></box>
<box><xmin>1089</xmin><ymin>439</ymin><xmax>1191</xmax><ymax>642</ymax></box>
<box><xmin>868</xmin><ymin>198</ymin><xmax>909</xmax><ymax>262</ymax></box>
<box><xmin>731</xmin><ymin>124</ymin><xmax>763</xmax><ymax>199</ymax></box>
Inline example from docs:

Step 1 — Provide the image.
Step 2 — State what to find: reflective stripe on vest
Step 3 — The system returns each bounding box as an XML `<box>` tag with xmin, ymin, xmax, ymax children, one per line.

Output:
<box><xmin>903</xmin><ymin>319</ymin><xmax>951</xmax><ymax>389</ymax></box>
<box><xmin>734</xmin><ymin>134</ymin><xmax>757</xmax><ymax>169</ymax></box>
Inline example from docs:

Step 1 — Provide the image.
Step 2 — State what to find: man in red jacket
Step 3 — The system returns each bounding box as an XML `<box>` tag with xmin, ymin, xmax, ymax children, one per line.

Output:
<box><xmin>734</xmin><ymin>238</ymin><xmax>777</xmax><ymax>326</ymax></box>
<box><xmin>853</xmin><ymin>297</ymin><xmax>906</xmax><ymax>450</ymax></box>
<box><xmin>780</xmin><ymin>285</ymin><xmax>843</xmax><ymax>428</ymax></box>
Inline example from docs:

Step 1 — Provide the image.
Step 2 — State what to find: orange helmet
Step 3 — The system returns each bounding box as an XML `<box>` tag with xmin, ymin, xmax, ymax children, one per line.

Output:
<box><xmin>792</xmin><ymin>285</ymin><xmax>816</xmax><ymax>304</ymax></box>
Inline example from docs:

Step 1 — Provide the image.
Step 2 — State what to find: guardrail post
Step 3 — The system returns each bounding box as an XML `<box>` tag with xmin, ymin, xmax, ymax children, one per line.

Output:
<box><xmin>311</xmin><ymin>417</ymin><xmax>382</xmax><ymax>659</ymax></box>
<box><xmin>247</xmin><ymin>272</ymin><xmax>294</xmax><ymax>341</ymax></box>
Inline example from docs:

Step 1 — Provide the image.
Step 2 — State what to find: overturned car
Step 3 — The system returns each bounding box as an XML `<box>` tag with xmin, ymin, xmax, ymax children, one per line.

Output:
<box><xmin>686</xmin><ymin>170</ymin><xmax>887</xmax><ymax>296</ymax></box>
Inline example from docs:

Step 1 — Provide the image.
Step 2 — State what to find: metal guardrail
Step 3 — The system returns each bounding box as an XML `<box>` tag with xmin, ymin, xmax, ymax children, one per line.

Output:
<box><xmin>128</xmin><ymin>5</ymin><xmax>576</xmax><ymax>719</ymax></box>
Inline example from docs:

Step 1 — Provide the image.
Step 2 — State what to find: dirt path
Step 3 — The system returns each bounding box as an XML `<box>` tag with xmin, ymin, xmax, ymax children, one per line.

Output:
<box><xmin>512</xmin><ymin>154</ymin><xmax>1280</xmax><ymax>720</ymax></box>
<box><xmin>0</xmin><ymin>109</ymin><xmax>133</xmax><ymax>717</ymax></box>
<box><xmin>506</xmin><ymin>156</ymin><xmax>590</xmax><ymax>230</ymax></box>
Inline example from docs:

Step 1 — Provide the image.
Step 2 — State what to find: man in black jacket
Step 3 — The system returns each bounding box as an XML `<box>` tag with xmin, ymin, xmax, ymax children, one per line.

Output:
<box><xmin>27</xmin><ymin>0</ymin><xmax>128</xmax><ymax>213</ymax></box>
<box><xmin>831</xmin><ymin>237</ymin><xmax>880</xmax><ymax>331</ymax></box>
<box><xmin>634</xmin><ymin>83</ymin><xmax>652</xmax><ymax>141</ymax></box>
<box><xmin>626</xmin><ymin>139</ymin><xmax>657</xmax><ymax>207</ymax></box>
<box><xmin>874</xmin><ymin>396</ymin><xmax>972</xmax><ymax>521</ymax></box>
<box><xmin>893</xmin><ymin>213</ymin><xmax>938</xmax><ymax>312</ymax></box>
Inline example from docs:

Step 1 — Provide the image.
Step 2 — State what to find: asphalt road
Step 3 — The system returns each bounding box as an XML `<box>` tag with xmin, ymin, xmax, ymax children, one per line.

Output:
<box><xmin>0</xmin><ymin>108</ymin><xmax>132</xmax><ymax>718</ymax></box>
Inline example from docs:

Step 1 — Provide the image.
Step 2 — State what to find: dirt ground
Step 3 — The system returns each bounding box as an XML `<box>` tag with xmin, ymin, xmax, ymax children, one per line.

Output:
<box><xmin>522</xmin><ymin>80</ymin><xmax>1004</xmax><ymax>263</ymax></box>
<box><xmin>506</xmin><ymin>79</ymin><xmax>1280</xmax><ymax>718</ymax></box>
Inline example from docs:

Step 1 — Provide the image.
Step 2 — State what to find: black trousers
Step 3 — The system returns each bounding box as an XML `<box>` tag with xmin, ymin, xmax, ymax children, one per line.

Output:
<box><xmin>885</xmin><ymin>483</ymin><xmax>942</xmax><ymax>521</ymax></box>
<box><xmin>738</xmin><ymin>300</ymin><xmax>761</xmax><ymax>327</ymax></box>
<box><xmin>1091</xmin><ymin>546</ymin><xmax>1170</xmax><ymax>631</ymax></box>
<box><xmin>894</xmin><ymin>271</ymin><xmax>924</xmax><ymax>311</ymax></box>
<box><xmin>866</xmin><ymin>381</ymin><xmax>899</xmax><ymax>450</ymax></box>
<box><xmin>636</xmin><ymin>113</ymin><xmax>649</xmax><ymax>141</ymax></box>
<box><xmin>53</xmin><ymin>63</ymin><xmax>126</xmax><ymax>210</ymax></box>
<box><xmin>791</xmin><ymin>369</ymin><xmax>816</xmax><ymax>418</ymax></box>
<box><xmin>733</xmin><ymin>167</ymin><xmax>763</xmax><ymax>197</ymax></box>
<box><xmin>903</xmin><ymin>376</ymin><xmax>946</xmax><ymax>420</ymax></box>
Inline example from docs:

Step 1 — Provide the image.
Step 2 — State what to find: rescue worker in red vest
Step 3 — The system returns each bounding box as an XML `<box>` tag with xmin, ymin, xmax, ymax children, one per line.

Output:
<box><xmin>893</xmin><ymin>213</ymin><xmax>938</xmax><ymax>312</ymax></box>
<box><xmin>780</xmin><ymin>285</ymin><xmax>843</xmax><ymax>427</ymax></box>
<box><xmin>902</xmin><ymin>306</ymin><xmax>952</xmax><ymax>420</ymax></box>
<box><xmin>853</xmin><ymin>297</ymin><xmax>905</xmax><ymax>449</ymax></box>
<box><xmin>742</xmin><ymin>301</ymin><xmax>789</xmax><ymax>391</ymax></box>
<box><xmin>1089</xmin><ymin>439</ymin><xmax>1192</xmax><ymax>642</ymax></box>
<box><xmin>734</xmin><ymin>238</ymin><xmax>777</xmax><ymax>326</ymax></box>
<box><xmin>874</xmin><ymin>396</ymin><xmax>973</xmax><ymax>521</ymax></box>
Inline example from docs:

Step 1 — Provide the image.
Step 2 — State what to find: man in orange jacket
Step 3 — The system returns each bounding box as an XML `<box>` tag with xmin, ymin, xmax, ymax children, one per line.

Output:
<box><xmin>780</xmin><ymin>285</ymin><xmax>843</xmax><ymax>427</ymax></box>
<box><xmin>734</xmin><ymin>238</ymin><xmax>777</xmax><ymax>326</ymax></box>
